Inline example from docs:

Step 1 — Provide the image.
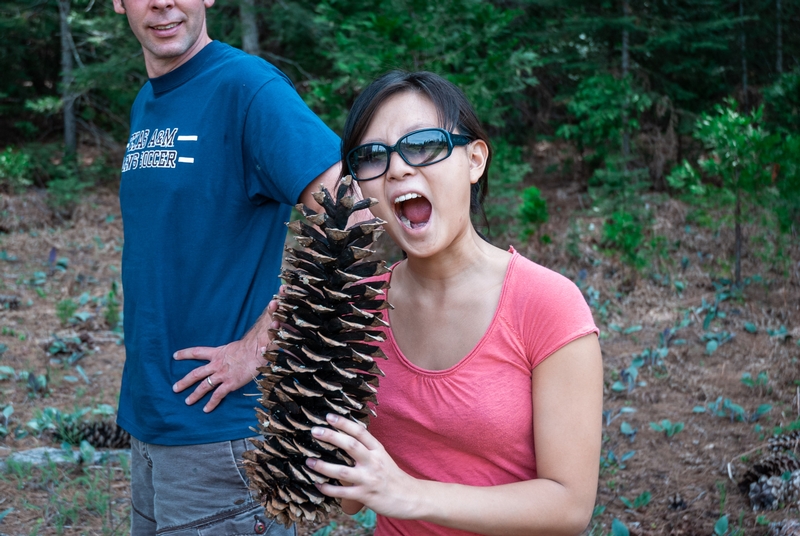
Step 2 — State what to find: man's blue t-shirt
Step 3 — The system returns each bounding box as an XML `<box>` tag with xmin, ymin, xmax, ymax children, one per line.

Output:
<box><xmin>117</xmin><ymin>42</ymin><xmax>340</xmax><ymax>445</ymax></box>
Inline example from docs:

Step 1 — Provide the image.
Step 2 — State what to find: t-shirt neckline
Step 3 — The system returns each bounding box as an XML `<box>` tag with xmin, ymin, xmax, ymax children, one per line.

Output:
<box><xmin>149</xmin><ymin>40</ymin><xmax>221</xmax><ymax>95</ymax></box>
<box><xmin>383</xmin><ymin>248</ymin><xmax>519</xmax><ymax>376</ymax></box>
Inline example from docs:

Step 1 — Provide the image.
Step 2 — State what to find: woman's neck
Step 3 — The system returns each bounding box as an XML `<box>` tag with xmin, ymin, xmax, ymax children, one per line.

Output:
<box><xmin>397</xmin><ymin>228</ymin><xmax>507</xmax><ymax>292</ymax></box>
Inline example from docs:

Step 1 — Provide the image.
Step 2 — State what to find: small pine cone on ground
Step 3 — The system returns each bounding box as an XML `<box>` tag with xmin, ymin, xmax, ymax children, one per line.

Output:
<box><xmin>770</xmin><ymin>519</ymin><xmax>800</xmax><ymax>536</ymax></box>
<box><xmin>53</xmin><ymin>420</ymin><xmax>131</xmax><ymax>449</ymax></box>
<box><xmin>738</xmin><ymin>430</ymin><xmax>800</xmax><ymax>496</ymax></box>
<box><xmin>242</xmin><ymin>176</ymin><xmax>390</xmax><ymax>528</ymax></box>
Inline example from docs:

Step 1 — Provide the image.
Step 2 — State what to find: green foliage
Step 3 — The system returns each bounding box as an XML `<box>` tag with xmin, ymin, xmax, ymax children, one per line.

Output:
<box><xmin>649</xmin><ymin>419</ymin><xmax>684</xmax><ymax>438</ymax></box>
<box><xmin>0</xmin><ymin>147</ymin><xmax>32</xmax><ymax>192</ymax></box>
<box><xmin>518</xmin><ymin>186</ymin><xmax>548</xmax><ymax>240</ymax></box>
<box><xmin>763</xmin><ymin>68</ymin><xmax>800</xmax><ymax>134</ymax></box>
<box><xmin>698</xmin><ymin>396</ymin><xmax>772</xmax><ymax>423</ymax></box>
<box><xmin>669</xmin><ymin>99</ymin><xmax>799</xmax><ymax>280</ymax></box>
<box><xmin>43</xmin><ymin>155</ymin><xmax>93</xmax><ymax>209</ymax></box>
<box><xmin>611</xmin><ymin>518</ymin><xmax>630</xmax><ymax>536</ymax></box>
<box><xmin>24</xmin><ymin>96</ymin><xmax>62</xmax><ymax>115</ymax></box>
<box><xmin>714</xmin><ymin>514</ymin><xmax>729</xmax><ymax>536</ymax></box>
<box><xmin>482</xmin><ymin>138</ymin><xmax>532</xmax><ymax>237</ymax></box>
<box><xmin>294</xmin><ymin>0</ymin><xmax>540</xmax><ymax>132</ymax></box>
<box><xmin>619</xmin><ymin>490</ymin><xmax>651</xmax><ymax>510</ymax></box>
<box><xmin>104</xmin><ymin>281</ymin><xmax>121</xmax><ymax>330</ymax></box>
<box><xmin>55</xmin><ymin>299</ymin><xmax>79</xmax><ymax>326</ymax></box>
<box><xmin>740</xmin><ymin>371</ymin><xmax>768</xmax><ymax>389</ymax></box>
<box><xmin>602</xmin><ymin>210</ymin><xmax>645</xmax><ymax>270</ymax></box>
<box><xmin>557</xmin><ymin>75</ymin><xmax>653</xmax><ymax>159</ymax></box>
<box><xmin>693</xmin><ymin>100</ymin><xmax>778</xmax><ymax>195</ymax></box>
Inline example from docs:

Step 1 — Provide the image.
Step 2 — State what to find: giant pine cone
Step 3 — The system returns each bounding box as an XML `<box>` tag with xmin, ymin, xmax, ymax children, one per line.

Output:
<box><xmin>242</xmin><ymin>176</ymin><xmax>390</xmax><ymax>527</ymax></box>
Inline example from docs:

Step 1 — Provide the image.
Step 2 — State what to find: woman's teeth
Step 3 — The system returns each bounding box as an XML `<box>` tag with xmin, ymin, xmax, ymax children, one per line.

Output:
<box><xmin>394</xmin><ymin>192</ymin><xmax>421</xmax><ymax>204</ymax></box>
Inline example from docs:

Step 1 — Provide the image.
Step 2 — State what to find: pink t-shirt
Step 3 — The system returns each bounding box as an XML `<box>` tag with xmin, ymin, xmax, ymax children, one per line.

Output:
<box><xmin>367</xmin><ymin>250</ymin><xmax>598</xmax><ymax>536</ymax></box>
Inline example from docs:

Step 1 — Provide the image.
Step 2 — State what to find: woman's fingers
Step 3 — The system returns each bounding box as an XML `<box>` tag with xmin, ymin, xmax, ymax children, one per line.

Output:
<box><xmin>323</xmin><ymin>413</ymin><xmax>382</xmax><ymax>450</ymax></box>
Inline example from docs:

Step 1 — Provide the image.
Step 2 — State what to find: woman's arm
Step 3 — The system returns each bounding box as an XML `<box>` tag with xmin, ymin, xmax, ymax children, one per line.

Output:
<box><xmin>307</xmin><ymin>334</ymin><xmax>603</xmax><ymax>536</ymax></box>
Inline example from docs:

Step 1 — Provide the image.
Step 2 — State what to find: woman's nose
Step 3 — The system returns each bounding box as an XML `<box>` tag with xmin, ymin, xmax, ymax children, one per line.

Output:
<box><xmin>385</xmin><ymin>150</ymin><xmax>414</xmax><ymax>181</ymax></box>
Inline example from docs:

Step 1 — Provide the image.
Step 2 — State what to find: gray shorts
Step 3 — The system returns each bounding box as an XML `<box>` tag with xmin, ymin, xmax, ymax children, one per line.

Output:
<box><xmin>130</xmin><ymin>436</ymin><xmax>295</xmax><ymax>536</ymax></box>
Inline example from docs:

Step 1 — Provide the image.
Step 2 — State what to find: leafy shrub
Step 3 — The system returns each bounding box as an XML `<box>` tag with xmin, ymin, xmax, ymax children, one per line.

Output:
<box><xmin>0</xmin><ymin>147</ymin><xmax>32</xmax><ymax>192</ymax></box>
<box><xmin>518</xmin><ymin>186</ymin><xmax>548</xmax><ymax>240</ymax></box>
<box><xmin>763</xmin><ymin>67</ymin><xmax>800</xmax><ymax>134</ymax></box>
<box><xmin>482</xmin><ymin>138</ymin><xmax>532</xmax><ymax>237</ymax></box>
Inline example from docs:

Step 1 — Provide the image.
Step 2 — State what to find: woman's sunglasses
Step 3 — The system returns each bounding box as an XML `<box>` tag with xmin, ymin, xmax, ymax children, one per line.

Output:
<box><xmin>346</xmin><ymin>128</ymin><xmax>472</xmax><ymax>182</ymax></box>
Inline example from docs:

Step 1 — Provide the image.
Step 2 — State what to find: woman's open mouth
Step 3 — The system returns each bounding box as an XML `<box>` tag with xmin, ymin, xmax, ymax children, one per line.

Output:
<box><xmin>394</xmin><ymin>193</ymin><xmax>431</xmax><ymax>230</ymax></box>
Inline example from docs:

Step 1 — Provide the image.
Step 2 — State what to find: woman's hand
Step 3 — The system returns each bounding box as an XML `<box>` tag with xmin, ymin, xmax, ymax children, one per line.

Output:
<box><xmin>305</xmin><ymin>414</ymin><xmax>422</xmax><ymax>520</ymax></box>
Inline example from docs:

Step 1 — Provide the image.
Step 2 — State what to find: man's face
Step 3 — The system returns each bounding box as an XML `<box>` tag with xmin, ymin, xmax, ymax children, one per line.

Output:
<box><xmin>114</xmin><ymin>0</ymin><xmax>215</xmax><ymax>77</ymax></box>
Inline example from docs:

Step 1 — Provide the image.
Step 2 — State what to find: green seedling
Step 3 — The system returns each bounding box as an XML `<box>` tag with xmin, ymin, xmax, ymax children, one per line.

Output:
<box><xmin>105</xmin><ymin>281</ymin><xmax>121</xmax><ymax>329</ymax></box>
<box><xmin>0</xmin><ymin>404</ymin><xmax>13</xmax><ymax>437</ymax></box>
<box><xmin>744</xmin><ymin>322</ymin><xmax>757</xmax><ymax>334</ymax></box>
<box><xmin>611</xmin><ymin>518</ymin><xmax>630</xmax><ymax>536</ymax></box>
<box><xmin>620</xmin><ymin>421</ymin><xmax>637</xmax><ymax>442</ymax></box>
<box><xmin>701</xmin><ymin>397</ymin><xmax>772</xmax><ymax>422</ymax></box>
<box><xmin>741</xmin><ymin>371</ymin><xmax>768</xmax><ymax>390</ymax></box>
<box><xmin>55</xmin><ymin>299</ymin><xmax>79</xmax><ymax>326</ymax></box>
<box><xmin>703</xmin><ymin>331</ymin><xmax>734</xmax><ymax>355</ymax></box>
<box><xmin>600</xmin><ymin>449</ymin><xmax>636</xmax><ymax>471</ymax></box>
<box><xmin>650</xmin><ymin>419</ymin><xmax>684</xmax><ymax>437</ymax></box>
<box><xmin>620</xmin><ymin>490</ymin><xmax>651</xmax><ymax>510</ymax></box>
<box><xmin>603</xmin><ymin>406</ymin><xmax>636</xmax><ymax>426</ymax></box>
<box><xmin>0</xmin><ymin>365</ymin><xmax>15</xmax><ymax>380</ymax></box>
<box><xmin>714</xmin><ymin>514</ymin><xmax>729</xmax><ymax>535</ymax></box>
<box><xmin>768</xmin><ymin>325</ymin><xmax>789</xmax><ymax>340</ymax></box>
<box><xmin>611</xmin><ymin>356</ymin><xmax>645</xmax><ymax>393</ymax></box>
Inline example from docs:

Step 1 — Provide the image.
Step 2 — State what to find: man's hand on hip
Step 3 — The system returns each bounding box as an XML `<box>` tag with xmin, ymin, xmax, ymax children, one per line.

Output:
<box><xmin>171</xmin><ymin>300</ymin><xmax>280</xmax><ymax>413</ymax></box>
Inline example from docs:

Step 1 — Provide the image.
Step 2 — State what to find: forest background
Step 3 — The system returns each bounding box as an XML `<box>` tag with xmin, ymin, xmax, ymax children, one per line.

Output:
<box><xmin>1</xmin><ymin>0</ymin><xmax>800</xmax><ymax>535</ymax></box>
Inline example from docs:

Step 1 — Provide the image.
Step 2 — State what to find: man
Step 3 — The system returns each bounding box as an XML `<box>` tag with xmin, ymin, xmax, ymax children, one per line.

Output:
<box><xmin>112</xmin><ymin>0</ymin><xmax>341</xmax><ymax>533</ymax></box>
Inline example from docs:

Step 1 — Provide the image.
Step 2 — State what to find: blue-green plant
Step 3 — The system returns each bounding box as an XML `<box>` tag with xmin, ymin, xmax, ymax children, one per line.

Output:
<box><xmin>649</xmin><ymin>419</ymin><xmax>684</xmax><ymax>438</ymax></box>
<box><xmin>714</xmin><ymin>514</ymin><xmax>729</xmax><ymax>535</ymax></box>
<box><xmin>600</xmin><ymin>449</ymin><xmax>636</xmax><ymax>471</ymax></box>
<box><xmin>697</xmin><ymin>397</ymin><xmax>772</xmax><ymax>423</ymax></box>
<box><xmin>740</xmin><ymin>371</ymin><xmax>768</xmax><ymax>389</ymax></box>
<box><xmin>619</xmin><ymin>490</ymin><xmax>651</xmax><ymax>510</ymax></box>
<box><xmin>611</xmin><ymin>518</ymin><xmax>630</xmax><ymax>536</ymax></box>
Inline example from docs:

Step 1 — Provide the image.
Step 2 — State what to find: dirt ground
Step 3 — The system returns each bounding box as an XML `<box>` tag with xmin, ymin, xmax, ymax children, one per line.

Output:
<box><xmin>0</xmin><ymin>167</ymin><xmax>798</xmax><ymax>535</ymax></box>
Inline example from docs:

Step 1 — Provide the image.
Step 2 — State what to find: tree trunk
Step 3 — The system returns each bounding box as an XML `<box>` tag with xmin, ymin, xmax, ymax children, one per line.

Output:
<box><xmin>58</xmin><ymin>0</ymin><xmax>76</xmax><ymax>156</ymax></box>
<box><xmin>240</xmin><ymin>0</ymin><xmax>260</xmax><ymax>56</ymax></box>
<box><xmin>621</xmin><ymin>0</ymin><xmax>631</xmax><ymax>164</ymax></box>
<box><xmin>740</xmin><ymin>0</ymin><xmax>748</xmax><ymax>110</ymax></box>
<box><xmin>735</xmin><ymin>171</ymin><xmax>742</xmax><ymax>287</ymax></box>
<box><xmin>776</xmin><ymin>0</ymin><xmax>783</xmax><ymax>74</ymax></box>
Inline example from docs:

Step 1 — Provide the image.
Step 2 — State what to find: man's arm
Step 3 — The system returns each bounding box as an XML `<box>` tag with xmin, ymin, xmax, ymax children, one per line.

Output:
<box><xmin>172</xmin><ymin>162</ymin><xmax>353</xmax><ymax>412</ymax></box>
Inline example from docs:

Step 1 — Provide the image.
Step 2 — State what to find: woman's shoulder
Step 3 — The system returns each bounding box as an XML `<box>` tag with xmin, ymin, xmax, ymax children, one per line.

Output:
<box><xmin>505</xmin><ymin>249</ymin><xmax>583</xmax><ymax>299</ymax></box>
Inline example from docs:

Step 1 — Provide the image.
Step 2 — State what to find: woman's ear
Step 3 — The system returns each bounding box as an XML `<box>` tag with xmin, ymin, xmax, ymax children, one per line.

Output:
<box><xmin>467</xmin><ymin>140</ymin><xmax>489</xmax><ymax>185</ymax></box>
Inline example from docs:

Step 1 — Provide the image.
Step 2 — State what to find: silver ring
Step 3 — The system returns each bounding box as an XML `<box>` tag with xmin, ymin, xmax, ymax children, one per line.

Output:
<box><xmin>206</xmin><ymin>376</ymin><xmax>214</xmax><ymax>387</ymax></box>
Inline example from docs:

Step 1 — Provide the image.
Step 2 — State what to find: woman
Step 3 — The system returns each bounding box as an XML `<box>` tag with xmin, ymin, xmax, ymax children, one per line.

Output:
<box><xmin>303</xmin><ymin>71</ymin><xmax>603</xmax><ymax>536</ymax></box>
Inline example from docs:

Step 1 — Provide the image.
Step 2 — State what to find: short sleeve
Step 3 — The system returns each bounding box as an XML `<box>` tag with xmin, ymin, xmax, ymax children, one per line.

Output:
<box><xmin>242</xmin><ymin>77</ymin><xmax>341</xmax><ymax>206</ymax></box>
<box><xmin>506</xmin><ymin>256</ymin><xmax>599</xmax><ymax>369</ymax></box>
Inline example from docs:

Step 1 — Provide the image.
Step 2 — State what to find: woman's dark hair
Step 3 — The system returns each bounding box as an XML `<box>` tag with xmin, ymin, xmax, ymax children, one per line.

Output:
<box><xmin>341</xmin><ymin>71</ymin><xmax>492</xmax><ymax>218</ymax></box>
